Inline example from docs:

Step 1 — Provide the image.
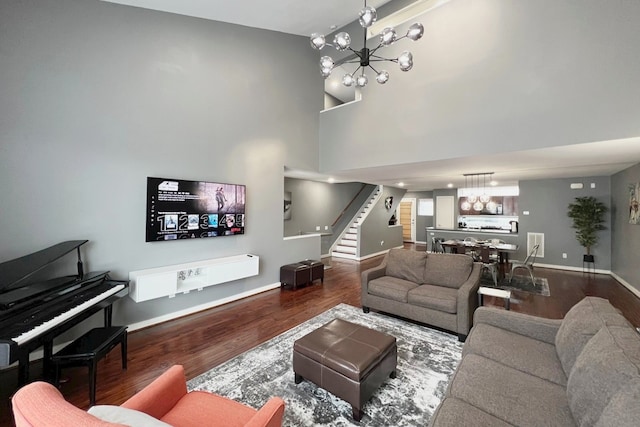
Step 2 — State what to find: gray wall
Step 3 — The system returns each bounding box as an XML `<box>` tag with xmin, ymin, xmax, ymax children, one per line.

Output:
<box><xmin>517</xmin><ymin>176</ymin><xmax>612</xmax><ymax>269</ymax></box>
<box><xmin>404</xmin><ymin>191</ymin><xmax>435</xmax><ymax>243</ymax></box>
<box><xmin>611</xmin><ymin>163</ymin><xmax>640</xmax><ymax>292</ymax></box>
<box><xmin>283</xmin><ymin>178</ymin><xmax>368</xmax><ymax>236</ymax></box>
<box><xmin>319</xmin><ymin>0</ymin><xmax>640</xmax><ymax>173</ymax></box>
<box><xmin>0</xmin><ymin>0</ymin><xmax>322</xmax><ymax>329</ymax></box>
<box><xmin>360</xmin><ymin>186</ymin><xmax>406</xmax><ymax>256</ymax></box>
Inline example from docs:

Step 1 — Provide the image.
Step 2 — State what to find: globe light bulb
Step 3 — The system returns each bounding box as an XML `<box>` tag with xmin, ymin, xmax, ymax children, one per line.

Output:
<box><xmin>473</xmin><ymin>201</ymin><xmax>484</xmax><ymax>212</ymax></box>
<box><xmin>380</xmin><ymin>27</ymin><xmax>397</xmax><ymax>46</ymax></box>
<box><xmin>376</xmin><ymin>70</ymin><xmax>389</xmax><ymax>84</ymax></box>
<box><xmin>356</xmin><ymin>74</ymin><xmax>368</xmax><ymax>87</ymax></box>
<box><xmin>398</xmin><ymin>51</ymin><xmax>413</xmax><ymax>71</ymax></box>
<box><xmin>333</xmin><ymin>32</ymin><xmax>351</xmax><ymax>51</ymax></box>
<box><xmin>407</xmin><ymin>23</ymin><xmax>424</xmax><ymax>41</ymax></box>
<box><xmin>461</xmin><ymin>201</ymin><xmax>471</xmax><ymax>211</ymax></box>
<box><xmin>359</xmin><ymin>6</ymin><xmax>377</xmax><ymax>28</ymax></box>
<box><xmin>319</xmin><ymin>56</ymin><xmax>334</xmax><ymax>70</ymax></box>
<box><xmin>320</xmin><ymin>67</ymin><xmax>332</xmax><ymax>78</ymax></box>
<box><xmin>310</xmin><ymin>33</ymin><xmax>326</xmax><ymax>50</ymax></box>
<box><xmin>342</xmin><ymin>74</ymin><xmax>355</xmax><ymax>87</ymax></box>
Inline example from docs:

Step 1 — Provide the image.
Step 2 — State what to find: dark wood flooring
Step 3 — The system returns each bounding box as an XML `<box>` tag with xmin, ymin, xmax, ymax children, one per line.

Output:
<box><xmin>1</xmin><ymin>244</ymin><xmax>639</xmax><ymax>425</ymax></box>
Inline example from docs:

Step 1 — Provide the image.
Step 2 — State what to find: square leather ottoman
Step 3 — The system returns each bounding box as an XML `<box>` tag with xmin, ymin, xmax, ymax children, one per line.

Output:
<box><xmin>299</xmin><ymin>259</ymin><xmax>324</xmax><ymax>284</ymax></box>
<box><xmin>293</xmin><ymin>318</ymin><xmax>397</xmax><ymax>421</ymax></box>
<box><xmin>280</xmin><ymin>263</ymin><xmax>310</xmax><ymax>290</ymax></box>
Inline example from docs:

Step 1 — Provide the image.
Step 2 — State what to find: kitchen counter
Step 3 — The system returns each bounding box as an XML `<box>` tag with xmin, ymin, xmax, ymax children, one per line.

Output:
<box><xmin>427</xmin><ymin>227</ymin><xmax>516</xmax><ymax>235</ymax></box>
<box><xmin>426</xmin><ymin>227</ymin><xmax>522</xmax><ymax>256</ymax></box>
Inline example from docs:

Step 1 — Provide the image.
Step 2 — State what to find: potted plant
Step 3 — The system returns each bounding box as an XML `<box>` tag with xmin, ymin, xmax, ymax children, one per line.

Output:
<box><xmin>567</xmin><ymin>196</ymin><xmax>608</xmax><ymax>263</ymax></box>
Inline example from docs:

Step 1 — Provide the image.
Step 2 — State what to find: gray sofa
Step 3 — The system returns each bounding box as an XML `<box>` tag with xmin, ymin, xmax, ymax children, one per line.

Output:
<box><xmin>361</xmin><ymin>248</ymin><xmax>482</xmax><ymax>340</ymax></box>
<box><xmin>430</xmin><ymin>296</ymin><xmax>640</xmax><ymax>426</ymax></box>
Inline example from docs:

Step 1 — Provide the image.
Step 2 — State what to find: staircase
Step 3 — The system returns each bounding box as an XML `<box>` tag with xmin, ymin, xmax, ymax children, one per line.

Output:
<box><xmin>331</xmin><ymin>186</ymin><xmax>382</xmax><ymax>260</ymax></box>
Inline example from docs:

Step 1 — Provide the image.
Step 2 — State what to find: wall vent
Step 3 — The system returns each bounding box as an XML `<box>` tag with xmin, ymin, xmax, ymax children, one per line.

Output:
<box><xmin>527</xmin><ymin>232</ymin><xmax>544</xmax><ymax>258</ymax></box>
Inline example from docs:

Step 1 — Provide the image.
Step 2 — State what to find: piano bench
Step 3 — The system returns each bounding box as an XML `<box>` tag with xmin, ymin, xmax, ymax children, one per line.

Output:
<box><xmin>50</xmin><ymin>326</ymin><xmax>127</xmax><ymax>406</ymax></box>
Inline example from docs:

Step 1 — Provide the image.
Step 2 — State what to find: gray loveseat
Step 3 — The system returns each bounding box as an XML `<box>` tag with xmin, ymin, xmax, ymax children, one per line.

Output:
<box><xmin>430</xmin><ymin>296</ymin><xmax>640</xmax><ymax>426</ymax></box>
<box><xmin>361</xmin><ymin>248</ymin><xmax>482</xmax><ymax>340</ymax></box>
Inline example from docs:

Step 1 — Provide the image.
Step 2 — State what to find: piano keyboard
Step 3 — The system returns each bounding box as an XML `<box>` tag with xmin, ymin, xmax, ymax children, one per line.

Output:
<box><xmin>13</xmin><ymin>283</ymin><xmax>125</xmax><ymax>345</ymax></box>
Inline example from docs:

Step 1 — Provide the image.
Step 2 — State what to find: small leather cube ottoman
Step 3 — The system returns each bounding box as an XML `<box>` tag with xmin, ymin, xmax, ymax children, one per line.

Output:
<box><xmin>293</xmin><ymin>318</ymin><xmax>397</xmax><ymax>421</ymax></box>
<box><xmin>299</xmin><ymin>259</ymin><xmax>324</xmax><ymax>284</ymax></box>
<box><xmin>280</xmin><ymin>263</ymin><xmax>310</xmax><ymax>290</ymax></box>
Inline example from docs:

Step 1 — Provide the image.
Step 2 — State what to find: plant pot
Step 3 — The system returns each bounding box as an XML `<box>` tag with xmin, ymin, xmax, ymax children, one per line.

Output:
<box><xmin>583</xmin><ymin>254</ymin><xmax>595</xmax><ymax>263</ymax></box>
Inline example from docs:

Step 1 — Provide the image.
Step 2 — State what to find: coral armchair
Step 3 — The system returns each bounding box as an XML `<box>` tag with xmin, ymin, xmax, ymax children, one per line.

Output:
<box><xmin>12</xmin><ymin>365</ymin><xmax>285</xmax><ymax>427</ymax></box>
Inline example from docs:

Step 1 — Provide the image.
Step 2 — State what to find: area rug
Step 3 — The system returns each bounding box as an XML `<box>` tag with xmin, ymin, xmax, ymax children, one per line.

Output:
<box><xmin>187</xmin><ymin>303</ymin><xmax>463</xmax><ymax>426</ymax></box>
<box><xmin>481</xmin><ymin>271</ymin><xmax>551</xmax><ymax>296</ymax></box>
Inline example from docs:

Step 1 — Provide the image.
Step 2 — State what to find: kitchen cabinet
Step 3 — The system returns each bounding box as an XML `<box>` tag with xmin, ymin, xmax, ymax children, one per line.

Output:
<box><xmin>436</xmin><ymin>196</ymin><xmax>455</xmax><ymax>229</ymax></box>
<box><xmin>458</xmin><ymin>196</ymin><xmax>519</xmax><ymax>216</ymax></box>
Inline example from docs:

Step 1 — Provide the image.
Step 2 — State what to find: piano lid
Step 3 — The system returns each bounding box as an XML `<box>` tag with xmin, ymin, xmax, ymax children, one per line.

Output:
<box><xmin>0</xmin><ymin>240</ymin><xmax>88</xmax><ymax>292</ymax></box>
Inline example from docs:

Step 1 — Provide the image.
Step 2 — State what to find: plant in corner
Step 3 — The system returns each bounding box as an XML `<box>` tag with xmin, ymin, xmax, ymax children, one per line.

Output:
<box><xmin>567</xmin><ymin>196</ymin><xmax>608</xmax><ymax>263</ymax></box>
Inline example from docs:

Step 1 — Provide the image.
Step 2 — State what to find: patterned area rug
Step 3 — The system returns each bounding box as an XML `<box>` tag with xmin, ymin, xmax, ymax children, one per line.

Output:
<box><xmin>187</xmin><ymin>303</ymin><xmax>463</xmax><ymax>426</ymax></box>
<box><xmin>481</xmin><ymin>271</ymin><xmax>551</xmax><ymax>296</ymax></box>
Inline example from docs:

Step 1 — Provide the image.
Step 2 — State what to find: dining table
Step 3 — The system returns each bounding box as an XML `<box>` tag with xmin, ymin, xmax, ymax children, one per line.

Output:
<box><xmin>440</xmin><ymin>239</ymin><xmax>519</xmax><ymax>265</ymax></box>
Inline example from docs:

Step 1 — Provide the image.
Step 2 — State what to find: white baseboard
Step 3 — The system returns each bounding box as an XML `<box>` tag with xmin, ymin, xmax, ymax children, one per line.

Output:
<box><xmin>535</xmin><ymin>262</ymin><xmax>610</xmax><ymax>275</ymax></box>
<box><xmin>610</xmin><ymin>272</ymin><xmax>640</xmax><ymax>299</ymax></box>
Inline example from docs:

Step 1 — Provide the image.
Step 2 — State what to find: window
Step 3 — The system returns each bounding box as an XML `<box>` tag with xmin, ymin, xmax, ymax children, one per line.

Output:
<box><xmin>418</xmin><ymin>198</ymin><xmax>434</xmax><ymax>216</ymax></box>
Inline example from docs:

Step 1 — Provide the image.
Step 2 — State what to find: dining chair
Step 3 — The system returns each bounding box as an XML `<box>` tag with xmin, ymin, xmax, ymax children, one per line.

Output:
<box><xmin>431</xmin><ymin>237</ymin><xmax>445</xmax><ymax>253</ymax></box>
<box><xmin>479</xmin><ymin>245</ymin><xmax>499</xmax><ymax>286</ymax></box>
<box><xmin>455</xmin><ymin>243</ymin><xmax>468</xmax><ymax>255</ymax></box>
<box><xmin>509</xmin><ymin>244</ymin><xmax>540</xmax><ymax>284</ymax></box>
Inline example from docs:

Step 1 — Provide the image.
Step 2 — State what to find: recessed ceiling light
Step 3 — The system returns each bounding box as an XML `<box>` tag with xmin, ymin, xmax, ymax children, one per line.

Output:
<box><xmin>329</xmin><ymin>24</ymin><xmax>338</xmax><ymax>30</ymax></box>
<box><xmin>447</xmin><ymin>183</ymin><xmax>454</xmax><ymax>188</ymax></box>
<box><xmin>328</xmin><ymin>177</ymin><xmax>335</xmax><ymax>183</ymax></box>
<box><xmin>397</xmin><ymin>182</ymin><xmax>405</xmax><ymax>187</ymax></box>
<box><xmin>490</xmin><ymin>180</ymin><xmax>498</xmax><ymax>186</ymax></box>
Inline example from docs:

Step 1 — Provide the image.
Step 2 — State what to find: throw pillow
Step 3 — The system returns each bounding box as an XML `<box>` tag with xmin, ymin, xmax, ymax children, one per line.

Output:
<box><xmin>88</xmin><ymin>405</ymin><xmax>173</xmax><ymax>427</ymax></box>
<box><xmin>386</xmin><ymin>248</ymin><xmax>427</xmax><ymax>283</ymax></box>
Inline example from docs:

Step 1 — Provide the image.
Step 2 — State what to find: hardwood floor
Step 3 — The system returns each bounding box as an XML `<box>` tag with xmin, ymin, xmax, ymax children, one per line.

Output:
<box><xmin>1</xmin><ymin>245</ymin><xmax>639</xmax><ymax>425</ymax></box>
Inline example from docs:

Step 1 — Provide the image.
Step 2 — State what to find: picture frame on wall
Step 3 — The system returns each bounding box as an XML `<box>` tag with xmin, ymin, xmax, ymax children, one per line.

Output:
<box><xmin>629</xmin><ymin>182</ymin><xmax>639</xmax><ymax>224</ymax></box>
<box><xmin>284</xmin><ymin>191</ymin><xmax>292</xmax><ymax>220</ymax></box>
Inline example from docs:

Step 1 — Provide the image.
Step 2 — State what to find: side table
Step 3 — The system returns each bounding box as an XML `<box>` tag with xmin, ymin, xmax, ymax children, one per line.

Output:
<box><xmin>478</xmin><ymin>286</ymin><xmax>512</xmax><ymax>310</ymax></box>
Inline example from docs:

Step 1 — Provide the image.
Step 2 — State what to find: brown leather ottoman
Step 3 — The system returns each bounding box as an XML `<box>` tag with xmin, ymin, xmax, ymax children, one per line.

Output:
<box><xmin>280</xmin><ymin>263</ymin><xmax>310</xmax><ymax>290</ymax></box>
<box><xmin>293</xmin><ymin>318</ymin><xmax>397</xmax><ymax>421</ymax></box>
<box><xmin>300</xmin><ymin>259</ymin><xmax>324</xmax><ymax>284</ymax></box>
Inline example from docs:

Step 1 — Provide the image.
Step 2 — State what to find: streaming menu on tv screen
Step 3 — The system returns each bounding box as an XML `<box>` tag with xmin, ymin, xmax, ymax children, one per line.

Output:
<box><xmin>146</xmin><ymin>177</ymin><xmax>245</xmax><ymax>242</ymax></box>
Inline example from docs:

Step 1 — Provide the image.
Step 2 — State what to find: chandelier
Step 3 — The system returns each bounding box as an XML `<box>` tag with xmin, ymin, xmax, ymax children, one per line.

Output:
<box><xmin>461</xmin><ymin>173</ymin><xmax>495</xmax><ymax>212</ymax></box>
<box><xmin>310</xmin><ymin>1</ymin><xmax>424</xmax><ymax>88</ymax></box>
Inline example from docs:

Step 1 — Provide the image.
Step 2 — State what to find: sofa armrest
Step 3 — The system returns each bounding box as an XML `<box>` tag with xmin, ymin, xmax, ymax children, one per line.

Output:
<box><xmin>473</xmin><ymin>307</ymin><xmax>562</xmax><ymax>344</ymax></box>
<box><xmin>360</xmin><ymin>254</ymin><xmax>388</xmax><ymax>302</ymax></box>
<box><xmin>456</xmin><ymin>262</ymin><xmax>482</xmax><ymax>336</ymax></box>
<box><xmin>121</xmin><ymin>365</ymin><xmax>188</xmax><ymax>420</ymax></box>
<box><xmin>245</xmin><ymin>397</ymin><xmax>285</xmax><ymax>427</ymax></box>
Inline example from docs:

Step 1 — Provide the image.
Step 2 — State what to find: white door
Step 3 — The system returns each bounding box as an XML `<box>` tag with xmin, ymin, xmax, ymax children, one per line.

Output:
<box><xmin>436</xmin><ymin>196</ymin><xmax>455</xmax><ymax>229</ymax></box>
<box><xmin>399</xmin><ymin>198</ymin><xmax>416</xmax><ymax>242</ymax></box>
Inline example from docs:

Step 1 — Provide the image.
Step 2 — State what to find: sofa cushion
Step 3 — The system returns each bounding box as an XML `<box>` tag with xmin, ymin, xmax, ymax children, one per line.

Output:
<box><xmin>423</xmin><ymin>253</ymin><xmax>472</xmax><ymax>289</ymax></box>
<box><xmin>555</xmin><ymin>296</ymin><xmax>630</xmax><ymax>376</ymax></box>
<box><xmin>447</xmin><ymin>354</ymin><xmax>574</xmax><ymax>426</ymax></box>
<box><xmin>595</xmin><ymin>378</ymin><xmax>640</xmax><ymax>427</ymax></box>
<box><xmin>386</xmin><ymin>248</ymin><xmax>427</xmax><ymax>284</ymax></box>
<box><xmin>407</xmin><ymin>285</ymin><xmax>457</xmax><ymax>314</ymax></box>
<box><xmin>368</xmin><ymin>277</ymin><xmax>419</xmax><ymax>303</ymax></box>
<box><xmin>463</xmin><ymin>323</ymin><xmax>567</xmax><ymax>386</ymax></box>
<box><xmin>429</xmin><ymin>397</ymin><xmax>513</xmax><ymax>427</ymax></box>
<box><xmin>567</xmin><ymin>325</ymin><xmax>640</xmax><ymax>427</ymax></box>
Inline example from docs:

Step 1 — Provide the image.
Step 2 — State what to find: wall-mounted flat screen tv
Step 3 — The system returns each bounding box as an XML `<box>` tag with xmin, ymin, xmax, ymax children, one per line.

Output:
<box><xmin>146</xmin><ymin>177</ymin><xmax>245</xmax><ymax>242</ymax></box>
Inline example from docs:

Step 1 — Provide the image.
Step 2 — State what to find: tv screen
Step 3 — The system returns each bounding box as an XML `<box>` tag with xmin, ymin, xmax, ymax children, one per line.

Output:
<box><xmin>146</xmin><ymin>177</ymin><xmax>245</xmax><ymax>242</ymax></box>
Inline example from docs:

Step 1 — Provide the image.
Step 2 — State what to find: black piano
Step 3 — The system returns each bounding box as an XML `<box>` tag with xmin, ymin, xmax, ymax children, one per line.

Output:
<box><xmin>0</xmin><ymin>240</ymin><xmax>129</xmax><ymax>384</ymax></box>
